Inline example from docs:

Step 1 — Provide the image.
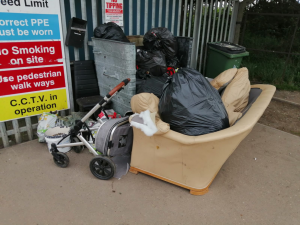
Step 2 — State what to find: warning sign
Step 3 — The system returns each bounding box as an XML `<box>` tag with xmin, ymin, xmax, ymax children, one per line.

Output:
<box><xmin>0</xmin><ymin>66</ymin><xmax>66</xmax><ymax>96</ymax></box>
<box><xmin>0</xmin><ymin>89</ymin><xmax>68</xmax><ymax>121</ymax></box>
<box><xmin>0</xmin><ymin>41</ymin><xmax>63</xmax><ymax>69</ymax></box>
<box><xmin>105</xmin><ymin>0</ymin><xmax>124</xmax><ymax>26</ymax></box>
<box><xmin>0</xmin><ymin>0</ymin><xmax>70</xmax><ymax>122</ymax></box>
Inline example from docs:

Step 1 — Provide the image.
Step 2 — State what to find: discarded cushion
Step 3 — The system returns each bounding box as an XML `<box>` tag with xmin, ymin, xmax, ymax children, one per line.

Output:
<box><xmin>221</xmin><ymin>67</ymin><xmax>251</xmax><ymax>126</ymax></box>
<box><xmin>131</xmin><ymin>93</ymin><xmax>159</xmax><ymax>113</ymax></box>
<box><xmin>210</xmin><ymin>68</ymin><xmax>237</xmax><ymax>92</ymax></box>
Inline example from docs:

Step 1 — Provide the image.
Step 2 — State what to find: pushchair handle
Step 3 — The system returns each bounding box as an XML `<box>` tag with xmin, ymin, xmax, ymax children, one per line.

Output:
<box><xmin>108</xmin><ymin>78</ymin><xmax>131</xmax><ymax>96</ymax></box>
<box><xmin>78</xmin><ymin>78</ymin><xmax>131</xmax><ymax>126</ymax></box>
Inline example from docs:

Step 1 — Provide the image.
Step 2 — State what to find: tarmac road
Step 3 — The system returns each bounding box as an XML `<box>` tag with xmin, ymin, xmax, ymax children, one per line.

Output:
<box><xmin>0</xmin><ymin>123</ymin><xmax>299</xmax><ymax>225</ymax></box>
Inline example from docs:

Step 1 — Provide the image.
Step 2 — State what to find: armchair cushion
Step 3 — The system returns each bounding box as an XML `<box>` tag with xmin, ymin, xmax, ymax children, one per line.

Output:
<box><xmin>131</xmin><ymin>93</ymin><xmax>170</xmax><ymax>134</ymax></box>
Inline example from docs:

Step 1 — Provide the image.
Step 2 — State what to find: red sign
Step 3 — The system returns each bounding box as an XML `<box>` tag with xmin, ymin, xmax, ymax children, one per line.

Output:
<box><xmin>106</xmin><ymin>2</ymin><xmax>123</xmax><ymax>12</ymax></box>
<box><xmin>105</xmin><ymin>0</ymin><xmax>123</xmax><ymax>26</ymax></box>
<box><xmin>0</xmin><ymin>41</ymin><xmax>63</xmax><ymax>69</ymax></box>
<box><xmin>105</xmin><ymin>9</ymin><xmax>123</xmax><ymax>13</ymax></box>
<box><xmin>0</xmin><ymin>66</ymin><xmax>66</xmax><ymax>96</ymax></box>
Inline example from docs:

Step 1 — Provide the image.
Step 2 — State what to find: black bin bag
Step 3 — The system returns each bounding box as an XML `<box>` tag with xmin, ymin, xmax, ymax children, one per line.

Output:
<box><xmin>136</xmin><ymin>50</ymin><xmax>167</xmax><ymax>76</ymax></box>
<box><xmin>143</xmin><ymin>27</ymin><xmax>178</xmax><ymax>61</ymax></box>
<box><xmin>94</xmin><ymin>22</ymin><xmax>129</xmax><ymax>42</ymax></box>
<box><xmin>136</xmin><ymin>75</ymin><xmax>168</xmax><ymax>98</ymax></box>
<box><xmin>159</xmin><ymin>68</ymin><xmax>229</xmax><ymax>136</ymax></box>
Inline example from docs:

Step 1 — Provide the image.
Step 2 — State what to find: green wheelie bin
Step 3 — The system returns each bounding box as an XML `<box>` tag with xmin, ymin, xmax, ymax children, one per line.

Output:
<box><xmin>205</xmin><ymin>42</ymin><xmax>249</xmax><ymax>78</ymax></box>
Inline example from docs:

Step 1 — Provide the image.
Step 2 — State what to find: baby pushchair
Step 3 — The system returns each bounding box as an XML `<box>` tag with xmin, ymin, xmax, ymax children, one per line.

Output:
<box><xmin>50</xmin><ymin>78</ymin><xmax>132</xmax><ymax>180</ymax></box>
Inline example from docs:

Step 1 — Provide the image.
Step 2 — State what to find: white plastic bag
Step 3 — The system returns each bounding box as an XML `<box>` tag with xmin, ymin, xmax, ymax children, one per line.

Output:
<box><xmin>37</xmin><ymin>112</ymin><xmax>58</xmax><ymax>142</ymax></box>
<box><xmin>130</xmin><ymin>110</ymin><xmax>158</xmax><ymax>136</ymax></box>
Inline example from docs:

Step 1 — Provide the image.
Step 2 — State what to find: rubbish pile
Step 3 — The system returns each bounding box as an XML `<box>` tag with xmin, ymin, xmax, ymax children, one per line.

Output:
<box><xmin>92</xmin><ymin>22</ymin><xmax>251</xmax><ymax>136</ymax></box>
<box><xmin>130</xmin><ymin>67</ymin><xmax>251</xmax><ymax>136</ymax></box>
<box><xmin>143</xmin><ymin>27</ymin><xmax>179</xmax><ymax>67</ymax></box>
<box><xmin>33</xmin><ymin>19</ymin><xmax>255</xmax><ymax>188</ymax></box>
<box><xmin>136</xmin><ymin>28</ymin><xmax>180</xmax><ymax>98</ymax></box>
<box><xmin>93</xmin><ymin>23</ymin><xmax>179</xmax><ymax>99</ymax></box>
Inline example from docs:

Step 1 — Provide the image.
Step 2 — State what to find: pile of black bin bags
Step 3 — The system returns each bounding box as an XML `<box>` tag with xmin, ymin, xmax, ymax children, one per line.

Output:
<box><xmin>93</xmin><ymin>23</ymin><xmax>229</xmax><ymax>136</ymax></box>
<box><xmin>136</xmin><ymin>27</ymin><xmax>179</xmax><ymax>98</ymax></box>
<box><xmin>137</xmin><ymin>29</ymin><xmax>229</xmax><ymax>136</ymax></box>
<box><xmin>143</xmin><ymin>27</ymin><xmax>178</xmax><ymax>67</ymax></box>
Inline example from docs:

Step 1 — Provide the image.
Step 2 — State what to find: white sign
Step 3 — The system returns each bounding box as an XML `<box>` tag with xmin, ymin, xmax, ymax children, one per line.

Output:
<box><xmin>105</xmin><ymin>0</ymin><xmax>124</xmax><ymax>26</ymax></box>
<box><xmin>0</xmin><ymin>0</ymin><xmax>70</xmax><ymax>121</ymax></box>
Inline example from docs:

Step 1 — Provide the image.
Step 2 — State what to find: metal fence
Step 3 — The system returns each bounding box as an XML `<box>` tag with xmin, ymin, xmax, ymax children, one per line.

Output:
<box><xmin>66</xmin><ymin>0</ymin><xmax>183</xmax><ymax>61</ymax></box>
<box><xmin>65</xmin><ymin>0</ymin><xmax>239</xmax><ymax>65</ymax></box>
<box><xmin>182</xmin><ymin>0</ymin><xmax>239</xmax><ymax>73</ymax></box>
<box><xmin>0</xmin><ymin>0</ymin><xmax>239</xmax><ymax>148</ymax></box>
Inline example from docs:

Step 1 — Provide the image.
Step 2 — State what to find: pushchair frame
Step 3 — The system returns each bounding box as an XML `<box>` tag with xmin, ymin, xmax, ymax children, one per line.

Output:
<box><xmin>50</xmin><ymin>78</ymin><xmax>131</xmax><ymax>180</ymax></box>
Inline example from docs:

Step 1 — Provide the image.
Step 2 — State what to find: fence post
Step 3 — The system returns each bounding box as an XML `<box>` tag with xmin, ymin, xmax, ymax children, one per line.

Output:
<box><xmin>0</xmin><ymin>123</ymin><xmax>9</xmax><ymax>148</ymax></box>
<box><xmin>211</xmin><ymin>1</ymin><xmax>217</xmax><ymax>42</ymax></box>
<box><xmin>219</xmin><ymin>0</ymin><xmax>228</xmax><ymax>41</ymax></box>
<box><xmin>171</xmin><ymin>0</ymin><xmax>176</xmax><ymax>34</ymax></box>
<box><xmin>199</xmin><ymin>0</ymin><xmax>209</xmax><ymax>72</ymax></box>
<box><xmin>129</xmin><ymin>0</ymin><xmax>133</xmax><ymax>35</ymax></box>
<box><xmin>60</xmin><ymin>0</ymin><xmax>75</xmax><ymax>113</ymax></box>
<box><xmin>25</xmin><ymin>118</ymin><xmax>33</xmax><ymax>141</ymax></box>
<box><xmin>91</xmin><ymin>0</ymin><xmax>99</xmax><ymax>29</ymax></box>
<box><xmin>12</xmin><ymin>120</ymin><xmax>21</xmax><ymax>144</ymax></box>
<box><xmin>69</xmin><ymin>0</ymin><xmax>80</xmax><ymax>61</ymax></box>
<box><xmin>177</xmin><ymin>0</ymin><xmax>183</xmax><ymax>36</ymax></box>
<box><xmin>81</xmin><ymin>0</ymin><xmax>90</xmax><ymax>60</ymax></box>
<box><xmin>191</xmin><ymin>0</ymin><xmax>203</xmax><ymax>69</ymax></box>
<box><xmin>182</xmin><ymin>0</ymin><xmax>188</xmax><ymax>36</ymax></box>
<box><xmin>144</xmin><ymin>0</ymin><xmax>149</xmax><ymax>33</ymax></box>
<box><xmin>203</xmin><ymin>0</ymin><xmax>214</xmax><ymax>74</ymax></box>
<box><xmin>165</xmin><ymin>0</ymin><xmax>170</xmax><ymax>29</ymax></box>
<box><xmin>228</xmin><ymin>0</ymin><xmax>239</xmax><ymax>42</ymax></box>
<box><xmin>152</xmin><ymin>0</ymin><xmax>156</xmax><ymax>28</ymax></box>
<box><xmin>137</xmin><ymin>0</ymin><xmax>141</xmax><ymax>35</ymax></box>
<box><xmin>101</xmin><ymin>0</ymin><xmax>105</xmax><ymax>24</ymax></box>
<box><xmin>224</xmin><ymin>0</ymin><xmax>232</xmax><ymax>40</ymax></box>
<box><xmin>159</xmin><ymin>0</ymin><xmax>163</xmax><ymax>27</ymax></box>
<box><xmin>188</xmin><ymin>0</ymin><xmax>194</xmax><ymax>37</ymax></box>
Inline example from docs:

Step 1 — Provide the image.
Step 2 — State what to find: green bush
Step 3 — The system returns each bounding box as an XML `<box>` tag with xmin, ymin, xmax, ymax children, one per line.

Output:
<box><xmin>241</xmin><ymin>0</ymin><xmax>300</xmax><ymax>90</ymax></box>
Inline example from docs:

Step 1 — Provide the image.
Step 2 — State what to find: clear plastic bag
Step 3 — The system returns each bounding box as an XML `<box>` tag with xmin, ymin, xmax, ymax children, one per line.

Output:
<box><xmin>37</xmin><ymin>112</ymin><xmax>58</xmax><ymax>142</ymax></box>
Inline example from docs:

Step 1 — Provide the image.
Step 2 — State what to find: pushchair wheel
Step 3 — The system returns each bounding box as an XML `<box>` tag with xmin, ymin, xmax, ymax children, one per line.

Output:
<box><xmin>71</xmin><ymin>136</ymin><xmax>84</xmax><ymax>153</ymax></box>
<box><xmin>53</xmin><ymin>152</ymin><xmax>69</xmax><ymax>168</ymax></box>
<box><xmin>90</xmin><ymin>156</ymin><xmax>115</xmax><ymax>180</ymax></box>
